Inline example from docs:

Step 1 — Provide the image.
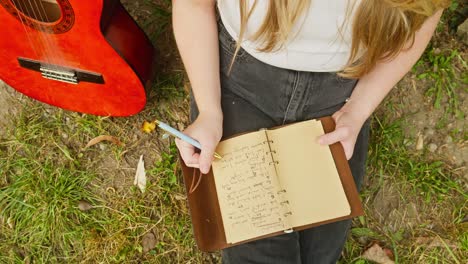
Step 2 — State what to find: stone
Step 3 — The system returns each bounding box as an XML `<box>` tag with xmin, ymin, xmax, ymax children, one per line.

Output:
<box><xmin>424</xmin><ymin>128</ymin><xmax>435</xmax><ymax>137</ymax></box>
<box><xmin>416</xmin><ymin>134</ymin><xmax>424</xmax><ymax>150</ymax></box>
<box><xmin>444</xmin><ymin>135</ymin><xmax>453</xmax><ymax>144</ymax></box>
<box><xmin>428</xmin><ymin>143</ymin><xmax>438</xmax><ymax>153</ymax></box>
<box><xmin>78</xmin><ymin>201</ymin><xmax>93</xmax><ymax>211</ymax></box>
<box><xmin>457</xmin><ymin>18</ymin><xmax>468</xmax><ymax>45</ymax></box>
<box><xmin>142</xmin><ymin>232</ymin><xmax>157</xmax><ymax>253</ymax></box>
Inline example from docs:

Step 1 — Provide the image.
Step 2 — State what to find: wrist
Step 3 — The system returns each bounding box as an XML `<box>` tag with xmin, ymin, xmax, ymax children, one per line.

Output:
<box><xmin>340</xmin><ymin>99</ymin><xmax>371</xmax><ymax>124</ymax></box>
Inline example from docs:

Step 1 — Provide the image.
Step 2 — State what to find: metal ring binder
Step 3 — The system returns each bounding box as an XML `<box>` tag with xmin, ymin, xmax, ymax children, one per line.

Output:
<box><xmin>277</xmin><ymin>189</ymin><xmax>287</xmax><ymax>194</ymax></box>
<box><xmin>280</xmin><ymin>201</ymin><xmax>289</xmax><ymax>205</ymax></box>
<box><xmin>265</xmin><ymin>150</ymin><xmax>277</xmax><ymax>154</ymax></box>
<box><xmin>263</xmin><ymin>140</ymin><xmax>274</xmax><ymax>144</ymax></box>
<box><xmin>269</xmin><ymin>161</ymin><xmax>280</xmax><ymax>165</ymax></box>
<box><xmin>284</xmin><ymin>212</ymin><xmax>292</xmax><ymax>216</ymax></box>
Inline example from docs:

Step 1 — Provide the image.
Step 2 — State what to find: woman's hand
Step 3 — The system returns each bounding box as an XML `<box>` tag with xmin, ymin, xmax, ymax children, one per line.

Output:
<box><xmin>176</xmin><ymin>111</ymin><xmax>223</xmax><ymax>174</ymax></box>
<box><xmin>317</xmin><ymin>105</ymin><xmax>367</xmax><ymax>160</ymax></box>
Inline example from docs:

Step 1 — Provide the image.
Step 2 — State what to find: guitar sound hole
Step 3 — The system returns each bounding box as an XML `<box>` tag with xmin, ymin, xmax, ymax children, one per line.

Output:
<box><xmin>11</xmin><ymin>0</ymin><xmax>61</xmax><ymax>23</ymax></box>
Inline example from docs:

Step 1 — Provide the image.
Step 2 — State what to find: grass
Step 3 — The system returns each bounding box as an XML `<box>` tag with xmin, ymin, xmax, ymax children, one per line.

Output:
<box><xmin>415</xmin><ymin>46</ymin><xmax>468</xmax><ymax>119</ymax></box>
<box><xmin>369</xmin><ymin>116</ymin><xmax>466</xmax><ymax>201</ymax></box>
<box><xmin>2</xmin><ymin>84</ymin><xmax>465</xmax><ymax>264</ymax></box>
<box><xmin>0</xmin><ymin>105</ymin><xmax>98</xmax><ymax>262</ymax></box>
<box><xmin>0</xmin><ymin>160</ymin><xmax>95</xmax><ymax>262</ymax></box>
<box><xmin>0</xmin><ymin>97</ymin><xmax>210</xmax><ymax>263</ymax></box>
<box><xmin>338</xmin><ymin>114</ymin><xmax>467</xmax><ymax>264</ymax></box>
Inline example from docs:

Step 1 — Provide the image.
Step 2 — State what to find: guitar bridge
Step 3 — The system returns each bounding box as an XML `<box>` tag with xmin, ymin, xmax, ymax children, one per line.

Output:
<box><xmin>18</xmin><ymin>57</ymin><xmax>104</xmax><ymax>85</ymax></box>
<box><xmin>40</xmin><ymin>66</ymin><xmax>78</xmax><ymax>84</ymax></box>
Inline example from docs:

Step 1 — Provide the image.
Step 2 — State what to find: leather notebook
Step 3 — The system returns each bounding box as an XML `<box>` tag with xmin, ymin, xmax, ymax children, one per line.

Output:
<box><xmin>179</xmin><ymin>117</ymin><xmax>364</xmax><ymax>252</ymax></box>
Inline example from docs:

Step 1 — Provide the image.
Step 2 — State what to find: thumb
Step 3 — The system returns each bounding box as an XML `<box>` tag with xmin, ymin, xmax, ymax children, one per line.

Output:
<box><xmin>342</xmin><ymin>140</ymin><xmax>355</xmax><ymax>160</ymax></box>
<box><xmin>198</xmin><ymin>146</ymin><xmax>215</xmax><ymax>174</ymax></box>
<box><xmin>318</xmin><ymin>126</ymin><xmax>350</xmax><ymax>146</ymax></box>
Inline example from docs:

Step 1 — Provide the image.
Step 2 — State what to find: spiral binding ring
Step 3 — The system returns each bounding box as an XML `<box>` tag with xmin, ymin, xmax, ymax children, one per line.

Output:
<box><xmin>269</xmin><ymin>161</ymin><xmax>280</xmax><ymax>165</ymax></box>
<box><xmin>277</xmin><ymin>189</ymin><xmax>287</xmax><ymax>194</ymax></box>
<box><xmin>284</xmin><ymin>212</ymin><xmax>292</xmax><ymax>216</ymax></box>
<box><xmin>265</xmin><ymin>150</ymin><xmax>277</xmax><ymax>154</ymax></box>
<box><xmin>263</xmin><ymin>140</ymin><xmax>274</xmax><ymax>144</ymax></box>
<box><xmin>280</xmin><ymin>201</ymin><xmax>289</xmax><ymax>205</ymax></box>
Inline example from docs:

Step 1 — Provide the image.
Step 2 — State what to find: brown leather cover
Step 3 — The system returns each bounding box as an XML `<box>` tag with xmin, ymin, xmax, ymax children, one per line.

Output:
<box><xmin>179</xmin><ymin>117</ymin><xmax>364</xmax><ymax>252</ymax></box>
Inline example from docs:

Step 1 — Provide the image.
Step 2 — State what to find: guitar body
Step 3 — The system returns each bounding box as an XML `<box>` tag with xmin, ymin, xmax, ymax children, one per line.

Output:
<box><xmin>0</xmin><ymin>0</ymin><xmax>154</xmax><ymax>116</ymax></box>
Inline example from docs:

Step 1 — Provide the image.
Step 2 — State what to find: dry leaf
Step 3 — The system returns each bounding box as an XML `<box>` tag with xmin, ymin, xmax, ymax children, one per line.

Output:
<box><xmin>142</xmin><ymin>232</ymin><xmax>157</xmax><ymax>253</ymax></box>
<box><xmin>78</xmin><ymin>200</ymin><xmax>93</xmax><ymax>211</ymax></box>
<box><xmin>85</xmin><ymin>135</ymin><xmax>123</xmax><ymax>148</ymax></box>
<box><xmin>134</xmin><ymin>155</ymin><xmax>146</xmax><ymax>193</ymax></box>
<box><xmin>362</xmin><ymin>243</ymin><xmax>395</xmax><ymax>264</ymax></box>
<box><xmin>142</xmin><ymin>121</ymin><xmax>156</xmax><ymax>133</ymax></box>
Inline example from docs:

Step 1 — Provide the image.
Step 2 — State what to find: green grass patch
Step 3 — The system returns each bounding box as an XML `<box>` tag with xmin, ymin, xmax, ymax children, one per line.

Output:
<box><xmin>0</xmin><ymin>100</ymin><xmax>209</xmax><ymax>263</ymax></box>
<box><xmin>368</xmin><ymin>116</ymin><xmax>465</xmax><ymax>201</ymax></box>
<box><xmin>0</xmin><ymin>158</ymin><xmax>96</xmax><ymax>262</ymax></box>
<box><xmin>0</xmin><ymin>105</ymin><xmax>98</xmax><ymax>262</ymax></box>
<box><xmin>415</xmin><ymin>46</ymin><xmax>467</xmax><ymax>118</ymax></box>
<box><xmin>340</xmin><ymin>115</ymin><xmax>467</xmax><ymax>263</ymax></box>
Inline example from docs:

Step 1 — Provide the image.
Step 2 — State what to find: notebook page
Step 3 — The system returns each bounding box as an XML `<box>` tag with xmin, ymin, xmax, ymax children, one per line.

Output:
<box><xmin>267</xmin><ymin>120</ymin><xmax>350</xmax><ymax>228</ymax></box>
<box><xmin>212</xmin><ymin>131</ymin><xmax>291</xmax><ymax>243</ymax></box>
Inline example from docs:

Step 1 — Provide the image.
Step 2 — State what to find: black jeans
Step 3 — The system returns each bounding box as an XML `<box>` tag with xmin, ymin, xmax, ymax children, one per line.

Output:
<box><xmin>190</xmin><ymin>21</ymin><xmax>370</xmax><ymax>264</ymax></box>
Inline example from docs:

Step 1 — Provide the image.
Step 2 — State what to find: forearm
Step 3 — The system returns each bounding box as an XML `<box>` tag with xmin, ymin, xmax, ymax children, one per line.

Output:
<box><xmin>172</xmin><ymin>0</ymin><xmax>222</xmax><ymax>116</ymax></box>
<box><xmin>343</xmin><ymin>9</ymin><xmax>444</xmax><ymax>122</ymax></box>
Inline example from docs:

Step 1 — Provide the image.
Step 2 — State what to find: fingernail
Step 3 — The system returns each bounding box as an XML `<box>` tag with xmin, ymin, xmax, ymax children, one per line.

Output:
<box><xmin>201</xmin><ymin>165</ymin><xmax>209</xmax><ymax>174</ymax></box>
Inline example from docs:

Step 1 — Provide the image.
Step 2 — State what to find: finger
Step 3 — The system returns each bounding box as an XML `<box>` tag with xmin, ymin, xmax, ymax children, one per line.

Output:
<box><xmin>341</xmin><ymin>140</ymin><xmax>355</xmax><ymax>160</ymax></box>
<box><xmin>317</xmin><ymin>126</ymin><xmax>350</xmax><ymax>146</ymax></box>
<box><xmin>175</xmin><ymin>138</ymin><xmax>198</xmax><ymax>165</ymax></box>
<box><xmin>199</xmin><ymin>145</ymin><xmax>215</xmax><ymax>174</ymax></box>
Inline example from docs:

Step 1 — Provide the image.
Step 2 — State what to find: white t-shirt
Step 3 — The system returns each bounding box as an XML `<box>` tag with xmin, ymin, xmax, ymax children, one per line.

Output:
<box><xmin>218</xmin><ymin>0</ymin><xmax>361</xmax><ymax>72</ymax></box>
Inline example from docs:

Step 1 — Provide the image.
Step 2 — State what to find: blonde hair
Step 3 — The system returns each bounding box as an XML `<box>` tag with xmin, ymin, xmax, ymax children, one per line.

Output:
<box><xmin>231</xmin><ymin>0</ymin><xmax>450</xmax><ymax>78</ymax></box>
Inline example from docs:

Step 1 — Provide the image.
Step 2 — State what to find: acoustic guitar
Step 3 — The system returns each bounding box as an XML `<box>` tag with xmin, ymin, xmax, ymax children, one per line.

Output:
<box><xmin>0</xmin><ymin>0</ymin><xmax>154</xmax><ymax>116</ymax></box>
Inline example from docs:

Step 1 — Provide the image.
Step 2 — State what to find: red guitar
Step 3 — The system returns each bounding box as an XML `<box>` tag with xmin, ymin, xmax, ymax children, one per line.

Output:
<box><xmin>0</xmin><ymin>0</ymin><xmax>154</xmax><ymax>116</ymax></box>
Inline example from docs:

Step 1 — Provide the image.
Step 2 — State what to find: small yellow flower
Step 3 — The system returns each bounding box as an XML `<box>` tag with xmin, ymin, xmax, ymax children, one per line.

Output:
<box><xmin>141</xmin><ymin>121</ymin><xmax>156</xmax><ymax>133</ymax></box>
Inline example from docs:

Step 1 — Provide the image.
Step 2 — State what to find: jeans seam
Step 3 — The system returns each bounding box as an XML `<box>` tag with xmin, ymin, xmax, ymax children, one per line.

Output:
<box><xmin>282</xmin><ymin>72</ymin><xmax>300</xmax><ymax>125</ymax></box>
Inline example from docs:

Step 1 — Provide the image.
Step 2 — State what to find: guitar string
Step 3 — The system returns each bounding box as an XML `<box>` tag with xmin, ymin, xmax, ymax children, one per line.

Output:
<box><xmin>19</xmin><ymin>0</ymin><xmax>53</xmax><ymax>69</ymax></box>
<box><xmin>11</xmin><ymin>0</ymin><xmax>42</xmax><ymax>60</ymax></box>
<box><xmin>35</xmin><ymin>0</ymin><xmax>68</xmax><ymax>72</ymax></box>
<box><xmin>27</xmin><ymin>0</ymin><xmax>61</xmax><ymax>73</ymax></box>
<box><xmin>33</xmin><ymin>0</ymin><xmax>67</xmax><ymax>79</ymax></box>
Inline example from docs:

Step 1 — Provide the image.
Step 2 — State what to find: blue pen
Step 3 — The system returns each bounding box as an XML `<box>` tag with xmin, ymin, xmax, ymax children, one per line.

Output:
<box><xmin>155</xmin><ymin>120</ymin><xmax>222</xmax><ymax>159</ymax></box>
